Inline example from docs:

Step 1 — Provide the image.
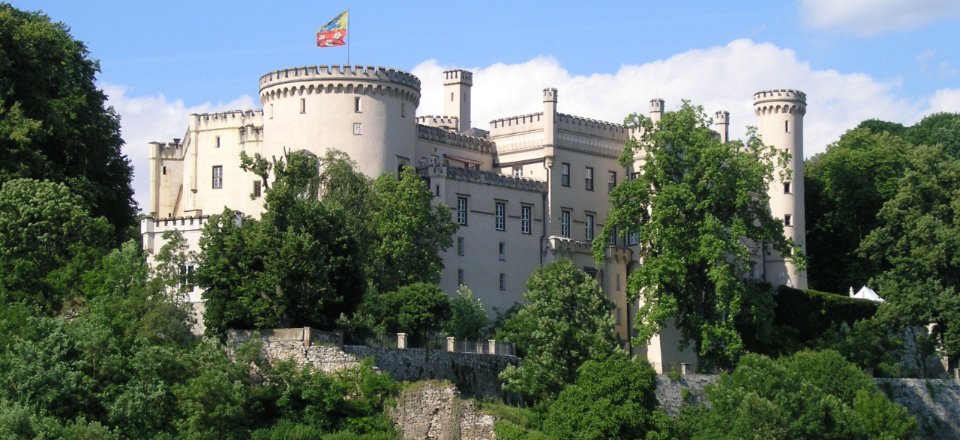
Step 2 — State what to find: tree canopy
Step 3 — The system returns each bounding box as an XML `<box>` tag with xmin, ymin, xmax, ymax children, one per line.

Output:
<box><xmin>0</xmin><ymin>5</ymin><xmax>135</xmax><ymax>242</ymax></box>
<box><xmin>596</xmin><ymin>102</ymin><xmax>798</xmax><ymax>368</ymax></box>
<box><xmin>497</xmin><ymin>260</ymin><xmax>618</xmax><ymax>404</ymax></box>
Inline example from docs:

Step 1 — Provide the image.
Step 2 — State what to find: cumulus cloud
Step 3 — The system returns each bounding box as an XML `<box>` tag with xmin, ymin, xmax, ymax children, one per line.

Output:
<box><xmin>929</xmin><ymin>88</ymin><xmax>960</xmax><ymax>113</ymax></box>
<box><xmin>102</xmin><ymin>83</ymin><xmax>255</xmax><ymax>211</ymax></box>
<box><xmin>414</xmin><ymin>39</ymin><xmax>924</xmax><ymax>160</ymax></box>
<box><xmin>800</xmin><ymin>0</ymin><xmax>960</xmax><ymax>36</ymax></box>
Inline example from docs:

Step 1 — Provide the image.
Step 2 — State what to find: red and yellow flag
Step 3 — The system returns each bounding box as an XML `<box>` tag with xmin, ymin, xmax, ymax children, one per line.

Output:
<box><xmin>317</xmin><ymin>11</ymin><xmax>348</xmax><ymax>47</ymax></box>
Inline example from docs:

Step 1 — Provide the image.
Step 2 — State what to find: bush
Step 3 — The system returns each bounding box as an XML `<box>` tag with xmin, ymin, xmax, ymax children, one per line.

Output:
<box><xmin>444</xmin><ymin>285</ymin><xmax>489</xmax><ymax>340</ymax></box>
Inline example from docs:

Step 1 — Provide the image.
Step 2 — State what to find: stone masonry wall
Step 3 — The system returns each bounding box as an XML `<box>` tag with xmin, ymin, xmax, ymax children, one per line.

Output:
<box><xmin>343</xmin><ymin>345</ymin><xmax>519</xmax><ymax>399</ymax></box>
<box><xmin>389</xmin><ymin>381</ymin><xmax>495</xmax><ymax>440</ymax></box>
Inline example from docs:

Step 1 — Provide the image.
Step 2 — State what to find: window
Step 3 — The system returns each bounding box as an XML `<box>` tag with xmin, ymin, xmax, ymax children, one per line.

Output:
<box><xmin>498</xmin><ymin>242</ymin><xmax>505</xmax><ymax>261</ymax></box>
<box><xmin>609</xmin><ymin>227</ymin><xmax>618</xmax><ymax>245</ymax></box>
<box><xmin>401</xmin><ymin>103</ymin><xmax>406</xmax><ymax>118</ymax></box>
<box><xmin>521</xmin><ymin>205</ymin><xmax>532</xmax><ymax>234</ymax></box>
<box><xmin>784</xmin><ymin>181</ymin><xmax>791</xmax><ymax>194</ymax></box>
<box><xmin>269</xmin><ymin>103</ymin><xmax>274</xmax><ymax>119</ymax></box>
<box><xmin>495</xmin><ymin>202</ymin><xmax>505</xmax><ymax>231</ymax></box>
<box><xmin>616</xmin><ymin>274</ymin><xmax>621</xmax><ymax>291</ymax></box>
<box><xmin>561</xmin><ymin>162</ymin><xmax>570</xmax><ymax>187</ymax></box>
<box><xmin>585</xmin><ymin>167</ymin><xmax>594</xmax><ymax>191</ymax></box>
<box><xmin>628</xmin><ymin>231</ymin><xmax>639</xmax><ymax>246</ymax></box>
<box><xmin>457</xmin><ymin>197</ymin><xmax>468</xmax><ymax>225</ymax></box>
<box><xmin>499</xmin><ymin>273</ymin><xmax>506</xmax><ymax>291</ymax></box>
<box><xmin>162</xmin><ymin>166</ymin><xmax>167</xmax><ymax>176</ymax></box>
<box><xmin>253</xmin><ymin>180</ymin><xmax>262</xmax><ymax>198</ymax></box>
<box><xmin>354</xmin><ymin>97</ymin><xmax>362</xmax><ymax>112</ymax></box>
<box><xmin>513</xmin><ymin>167</ymin><xmax>522</xmax><ymax>177</ymax></box>
<box><xmin>585</xmin><ymin>214</ymin><xmax>595</xmax><ymax>241</ymax></box>
<box><xmin>457</xmin><ymin>269</ymin><xmax>464</xmax><ymax>286</ymax></box>
<box><xmin>300</xmin><ymin>98</ymin><xmax>306</xmax><ymax>114</ymax></box>
<box><xmin>785</xmin><ymin>120</ymin><xmax>790</xmax><ymax>133</ymax></box>
<box><xmin>561</xmin><ymin>210</ymin><xmax>571</xmax><ymax>237</ymax></box>
<box><xmin>353</xmin><ymin>122</ymin><xmax>363</xmax><ymax>135</ymax></box>
<box><xmin>784</xmin><ymin>214</ymin><xmax>792</xmax><ymax>227</ymax></box>
<box><xmin>630</xmin><ymin>172</ymin><xmax>641</xmax><ymax>180</ymax></box>
<box><xmin>179</xmin><ymin>264</ymin><xmax>196</xmax><ymax>291</ymax></box>
<box><xmin>215</xmin><ymin>136</ymin><xmax>221</xmax><ymax>148</ymax></box>
<box><xmin>608</xmin><ymin>171</ymin><xmax>617</xmax><ymax>192</ymax></box>
<box><xmin>457</xmin><ymin>237</ymin><xmax>464</xmax><ymax>256</ymax></box>
<box><xmin>450</xmin><ymin>92</ymin><xmax>454</xmax><ymax>102</ymax></box>
<box><xmin>212</xmin><ymin>165</ymin><xmax>223</xmax><ymax>189</ymax></box>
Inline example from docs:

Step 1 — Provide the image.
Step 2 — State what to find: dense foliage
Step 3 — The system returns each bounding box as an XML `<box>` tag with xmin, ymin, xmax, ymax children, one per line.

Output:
<box><xmin>0</xmin><ymin>178</ymin><xmax>112</xmax><ymax>313</ymax></box>
<box><xmin>360</xmin><ymin>282</ymin><xmax>452</xmax><ymax>342</ymax></box>
<box><xmin>596</xmin><ymin>102</ymin><xmax>799</xmax><ymax>368</ymax></box>
<box><xmin>544</xmin><ymin>351</ymin><xmax>660</xmax><ymax>440</ymax></box>
<box><xmin>0</xmin><ymin>4</ymin><xmax>135</xmax><ymax>242</ymax></box>
<box><xmin>691</xmin><ymin>350</ymin><xmax>916</xmax><ymax>439</ymax></box>
<box><xmin>444</xmin><ymin>285</ymin><xmax>490</xmax><ymax>340</ymax></box>
<box><xmin>497</xmin><ymin>260</ymin><xmax>619</xmax><ymax>404</ymax></box>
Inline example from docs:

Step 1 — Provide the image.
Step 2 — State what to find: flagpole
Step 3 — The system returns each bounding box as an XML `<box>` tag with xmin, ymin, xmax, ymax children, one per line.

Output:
<box><xmin>346</xmin><ymin>7</ymin><xmax>351</xmax><ymax>66</ymax></box>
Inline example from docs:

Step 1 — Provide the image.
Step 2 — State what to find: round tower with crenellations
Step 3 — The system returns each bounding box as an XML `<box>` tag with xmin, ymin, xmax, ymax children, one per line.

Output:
<box><xmin>754</xmin><ymin>89</ymin><xmax>807</xmax><ymax>289</ymax></box>
<box><xmin>258</xmin><ymin>65</ymin><xmax>421</xmax><ymax>178</ymax></box>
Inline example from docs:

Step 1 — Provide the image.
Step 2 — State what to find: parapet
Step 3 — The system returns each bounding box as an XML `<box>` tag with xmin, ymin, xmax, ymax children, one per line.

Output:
<box><xmin>259</xmin><ymin>65</ymin><xmax>421</xmax><ymax>93</ymax></box>
<box><xmin>420</xmin><ymin>165</ymin><xmax>547</xmax><ymax>193</ymax></box>
<box><xmin>650</xmin><ymin>98</ymin><xmax>665</xmax><ymax>113</ymax></box>
<box><xmin>189</xmin><ymin>109</ymin><xmax>263</xmax><ymax>130</ymax></box>
<box><xmin>141</xmin><ymin>215</ymin><xmax>210</xmax><ymax>233</ymax></box>
<box><xmin>416</xmin><ymin>115</ymin><xmax>460</xmax><ymax>130</ymax></box>
<box><xmin>715</xmin><ymin>110</ymin><xmax>730</xmax><ymax>124</ymax></box>
<box><xmin>556</xmin><ymin>113</ymin><xmax>627</xmax><ymax>137</ymax></box>
<box><xmin>753</xmin><ymin>89</ymin><xmax>806</xmax><ymax>116</ymax></box>
<box><xmin>443</xmin><ymin>69</ymin><xmax>473</xmax><ymax>86</ymax></box>
<box><xmin>417</xmin><ymin>125</ymin><xmax>495</xmax><ymax>154</ymax></box>
<box><xmin>149</xmin><ymin>140</ymin><xmax>186</xmax><ymax>160</ymax></box>
<box><xmin>543</xmin><ymin>88</ymin><xmax>558</xmax><ymax>103</ymax></box>
<box><xmin>490</xmin><ymin>112</ymin><xmax>544</xmax><ymax>129</ymax></box>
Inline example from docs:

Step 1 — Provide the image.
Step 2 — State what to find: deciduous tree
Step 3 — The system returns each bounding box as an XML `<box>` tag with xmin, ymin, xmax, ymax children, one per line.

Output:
<box><xmin>595</xmin><ymin>102</ymin><xmax>798</xmax><ymax>368</ymax></box>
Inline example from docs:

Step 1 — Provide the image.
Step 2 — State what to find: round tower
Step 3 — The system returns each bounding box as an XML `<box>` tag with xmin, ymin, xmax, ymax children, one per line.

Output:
<box><xmin>753</xmin><ymin>89</ymin><xmax>807</xmax><ymax>289</ymax></box>
<box><xmin>258</xmin><ymin>65</ymin><xmax>421</xmax><ymax>178</ymax></box>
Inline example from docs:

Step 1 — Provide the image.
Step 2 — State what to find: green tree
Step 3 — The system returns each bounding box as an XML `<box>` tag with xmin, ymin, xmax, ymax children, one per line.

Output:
<box><xmin>0</xmin><ymin>178</ymin><xmax>112</xmax><ymax>313</ymax></box>
<box><xmin>362</xmin><ymin>282</ymin><xmax>452</xmax><ymax>341</ymax></box>
<box><xmin>804</xmin><ymin>128</ymin><xmax>910</xmax><ymax>293</ymax></box>
<box><xmin>694</xmin><ymin>350</ymin><xmax>916</xmax><ymax>439</ymax></box>
<box><xmin>498</xmin><ymin>260</ymin><xmax>618</xmax><ymax>404</ymax></box>
<box><xmin>199</xmin><ymin>151</ymin><xmax>366</xmax><ymax>336</ymax></box>
<box><xmin>595</xmin><ymin>102</ymin><xmax>798</xmax><ymax>368</ymax></box>
<box><xmin>860</xmin><ymin>144</ymin><xmax>960</xmax><ymax>363</ymax></box>
<box><xmin>0</xmin><ymin>5</ymin><xmax>135</xmax><ymax>241</ymax></box>
<box><xmin>444</xmin><ymin>285</ymin><xmax>489</xmax><ymax>340</ymax></box>
<box><xmin>544</xmin><ymin>351</ymin><xmax>659</xmax><ymax>440</ymax></box>
<box><xmin>368</xmin><ymin>166</ymin><xmax>457</xmax><ymax>294</ymax></box>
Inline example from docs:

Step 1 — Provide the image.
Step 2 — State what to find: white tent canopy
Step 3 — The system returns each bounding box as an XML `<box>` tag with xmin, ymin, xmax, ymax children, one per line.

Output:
<box><xmin>849</xmin><ymin>286</ymin><xmax>884</xmax><ymax>302</ymax></box>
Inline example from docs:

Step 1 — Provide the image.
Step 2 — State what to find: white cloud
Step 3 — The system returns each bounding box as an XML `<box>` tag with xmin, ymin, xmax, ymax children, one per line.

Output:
<box><xmin>929</xmin><ymin>88</ymin><xmax>960</xmax><ymax>113</ymax></box>
<box><xmin>102</xmin><ymin>84</ymin><xmax>254</xmax><ymax>212</ymax></box>
<box><xmin>414</xmin><ymin>39</ymin><xmax>924</xmax><ymax>160</ymax></box>
<box><xmin>800</xmin><ymin>0</ymin><xmax>960</xmax><ymax>36</ymax></box>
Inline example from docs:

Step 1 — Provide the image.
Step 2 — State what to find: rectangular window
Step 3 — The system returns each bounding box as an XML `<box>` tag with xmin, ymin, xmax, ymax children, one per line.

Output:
<box><xmin>212</xmin><ymin>165</ymin><xmax>223</xmax><ymax>189</ymax></box>
<box><xmin>630</xmin><ymin>172</ymin><xmax>641</xmax><ymax>180</ymax></box>
<box><xmin>784</xmin><ymin>181</ymin><xmax>791</xmax><ymax>194</ymax></box>
<box><xmin>608</xmin><ymin>171</ymin><xmax>617</xmax><ymax>192</ymax></box>
<box><xmin>609</xmin><ymin>227</ymin><xmax>618</xmax><ymax>245</ymax></box>
<box><xmin>457</xmin><ymin>237</ymin><xmax>464</xmax><ymax>256</ymax></box>
<box><xmin>521</xmin><ymin>205</ymin><xmax>532</xmax><ymax>235</ymax></box>
<box><xmin>498</xmin><ymin>242</ymin><xmax>505</xmax><ymax>261</ymax></box>
<box><xmin>457</xmin><ymin>197</ymin><xmax>468</xmax><ymax>226</ymax></box>
<box><xmin>585</xmin><ymin>214</ymin><xmax>595</xmax><ymax>242</ymax></box>
<box><xmin>585</xmin><ymin>167</ymin><xmax>594</xmax><ymax>191</ymax></box>
<box><xmin>215</xmin><ymin>136</ymin><xmax>221</xmax><ymax>148</ymax></box>
<box><xmin>561</xmin><ymin>162</ymin><xmax>570</xmax><ymax>187</ymax></box>
<box><xmin>179</xmin><ymin>264</ymin><xmax>196</xmax><ymax>291</ymax></box>
<box><xmin>457</xmin><ymin>269</ymin><xmax>464</xmax><ymax>286</ymax></box>
<box><xmin>300</xmin><ymin>98</ymin><xmax>306</xmax><ymax>114</ymax></box>
<box><xmin>561</xmin><ymin>210</ymin><xmax>571</xmax><ymax>237</ymax></box>
<box><xmin>354</xmin><ymin>97</ymin><xmax>362</xmax><ymax>113</ymax></box>
<box><xmin>784</xmin><ymin>214</ymin><xmax>792</xmax><ymax>226</ymax></box>
<box><xmin>499</xmin><ymin>273</ymin><xmax>506</xmax><ymax>291</ymax></box>
<box><xmin>353</xmin><ymin>122</ymin><xmax>363</xmax><ymax>135</ymax></box>
<box><xmin>401</xmin><ymin>103</ymin><xmax>406</xmax><ymax>118</ymax></box>
<box><xmin>269</xmin><ymin>103</ymin><xmax>274</xmax><ymax>119</ymax></box>
<box><xmin>628</xmin><ymin>231</ymin><xmax>639</xmax><ymax>246</ymax></box>
<box><xmin>616</xmin><ymin>273</ymin><xmax>621</xmax><ymax>291</ymax></box>
<box><xmin>513</xmin><ymin>167</ymin><xmax>522</xmax><ymax>178</ymax></box>
<box><xmin>495</xmin><ymin>201</ymin><xmax>505</xmax><ymax>231</ymax></box>
<box><xmin>253</xmin><ymin>180</ymin><xmax>262</xmax><ymax>198</ymax></box>
<box><xmin>785</xmin><ymin>120</ymin><xmax>790</xmax><ymax>133</ymax></box>
<box><xmin>162</xmin><ymin>166</ymin><xmax>167</xmax><ymax>176</ymax></box>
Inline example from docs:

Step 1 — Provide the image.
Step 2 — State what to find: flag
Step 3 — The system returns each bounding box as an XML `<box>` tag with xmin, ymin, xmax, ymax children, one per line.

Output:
<box><xmin>317</xmin><ymin>11</ymin><xmax>348</xmax><ymax>47</ymax></box>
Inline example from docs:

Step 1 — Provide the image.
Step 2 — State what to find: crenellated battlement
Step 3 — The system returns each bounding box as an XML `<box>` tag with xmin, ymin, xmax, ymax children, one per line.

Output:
<box><xmin>715</xmin><ymin>110</ymin><xmax>730</xmax><ymax>124</ymax></box>
<box><xmin>190</xmin><ymin>109</ymin><xmax>263</xmax><ymax>130</ymax></box>
<box><xmin>416</xmin><ymin>115</ymin><xmax>460</xmax><ymax>129</ymax></box>
<box><xmin>443</xmin><ymin>69</ymin><xmax>472</xmax><ymax>86</ymax></box>
<box><xmin>259</xmin><ymin>65</ymin><xmax>420</xmax><ymax>93</ymax></box>
<box><xmin>753</xmin><ymin>89</ymin><xmax>807</xmax><ymax>115</ymax></box>
<box><xmin>556</xmin><ymin>113</ymin><xmax>627</xmax><ymax>136</ymax></box>
<box><xmin>490</xmin><ymin>112</ymin><xmax>544</xmax><ymax>129</ymax></box>
<box><xmin>420</xmin><ymin>165</ymin><xmax>547</xmax><ymax>193</ymax></box>
<box><xmin>417</xmin><ymin>125</ymin><xmax>494</xmax><ymax>153</ymax></box>
<box><xmin>150</xmin><ymin>140</ymin><xmax>186</xmax><ymax>160</ymax></box>
<box><xmin>141</xmin><ymin>215</ymin><xmax>210</xmax><ymax>232</ymax></box>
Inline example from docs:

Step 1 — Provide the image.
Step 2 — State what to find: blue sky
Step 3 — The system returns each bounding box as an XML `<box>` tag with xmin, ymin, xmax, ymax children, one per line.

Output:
<box><xmin>14</xmin><ymin>0</ymin><xmax>960</xmax><ymax>209</ymax></box>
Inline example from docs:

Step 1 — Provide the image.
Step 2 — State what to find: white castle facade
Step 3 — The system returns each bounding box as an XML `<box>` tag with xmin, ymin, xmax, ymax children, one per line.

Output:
<box><xmin>141</xmin><ymin>65</ymin><xmax>807</xmax><ymax>372</ymax></box>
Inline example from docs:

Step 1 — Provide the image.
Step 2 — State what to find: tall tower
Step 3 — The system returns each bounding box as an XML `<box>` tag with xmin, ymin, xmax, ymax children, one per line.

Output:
<box><xmin>715</xmin><ymin>110</ymin><xmax>730</xmax><ymax>143</ymax></box>
<box><xmin>754</xmin><ymin>89</ymin><xmax>807</xmax><ymax>288</ymax></box>
<box><xmin>443</xmin><ymin>70</ymin><xmax>472</xmax><ymax>132</ymax></box>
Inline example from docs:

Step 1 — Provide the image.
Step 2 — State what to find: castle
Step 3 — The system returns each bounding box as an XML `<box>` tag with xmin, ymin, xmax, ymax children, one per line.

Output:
<box><xmin>141</xmin><ymin>64</ymin><xmax>807</xmax><ymax>372</ymax></box>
